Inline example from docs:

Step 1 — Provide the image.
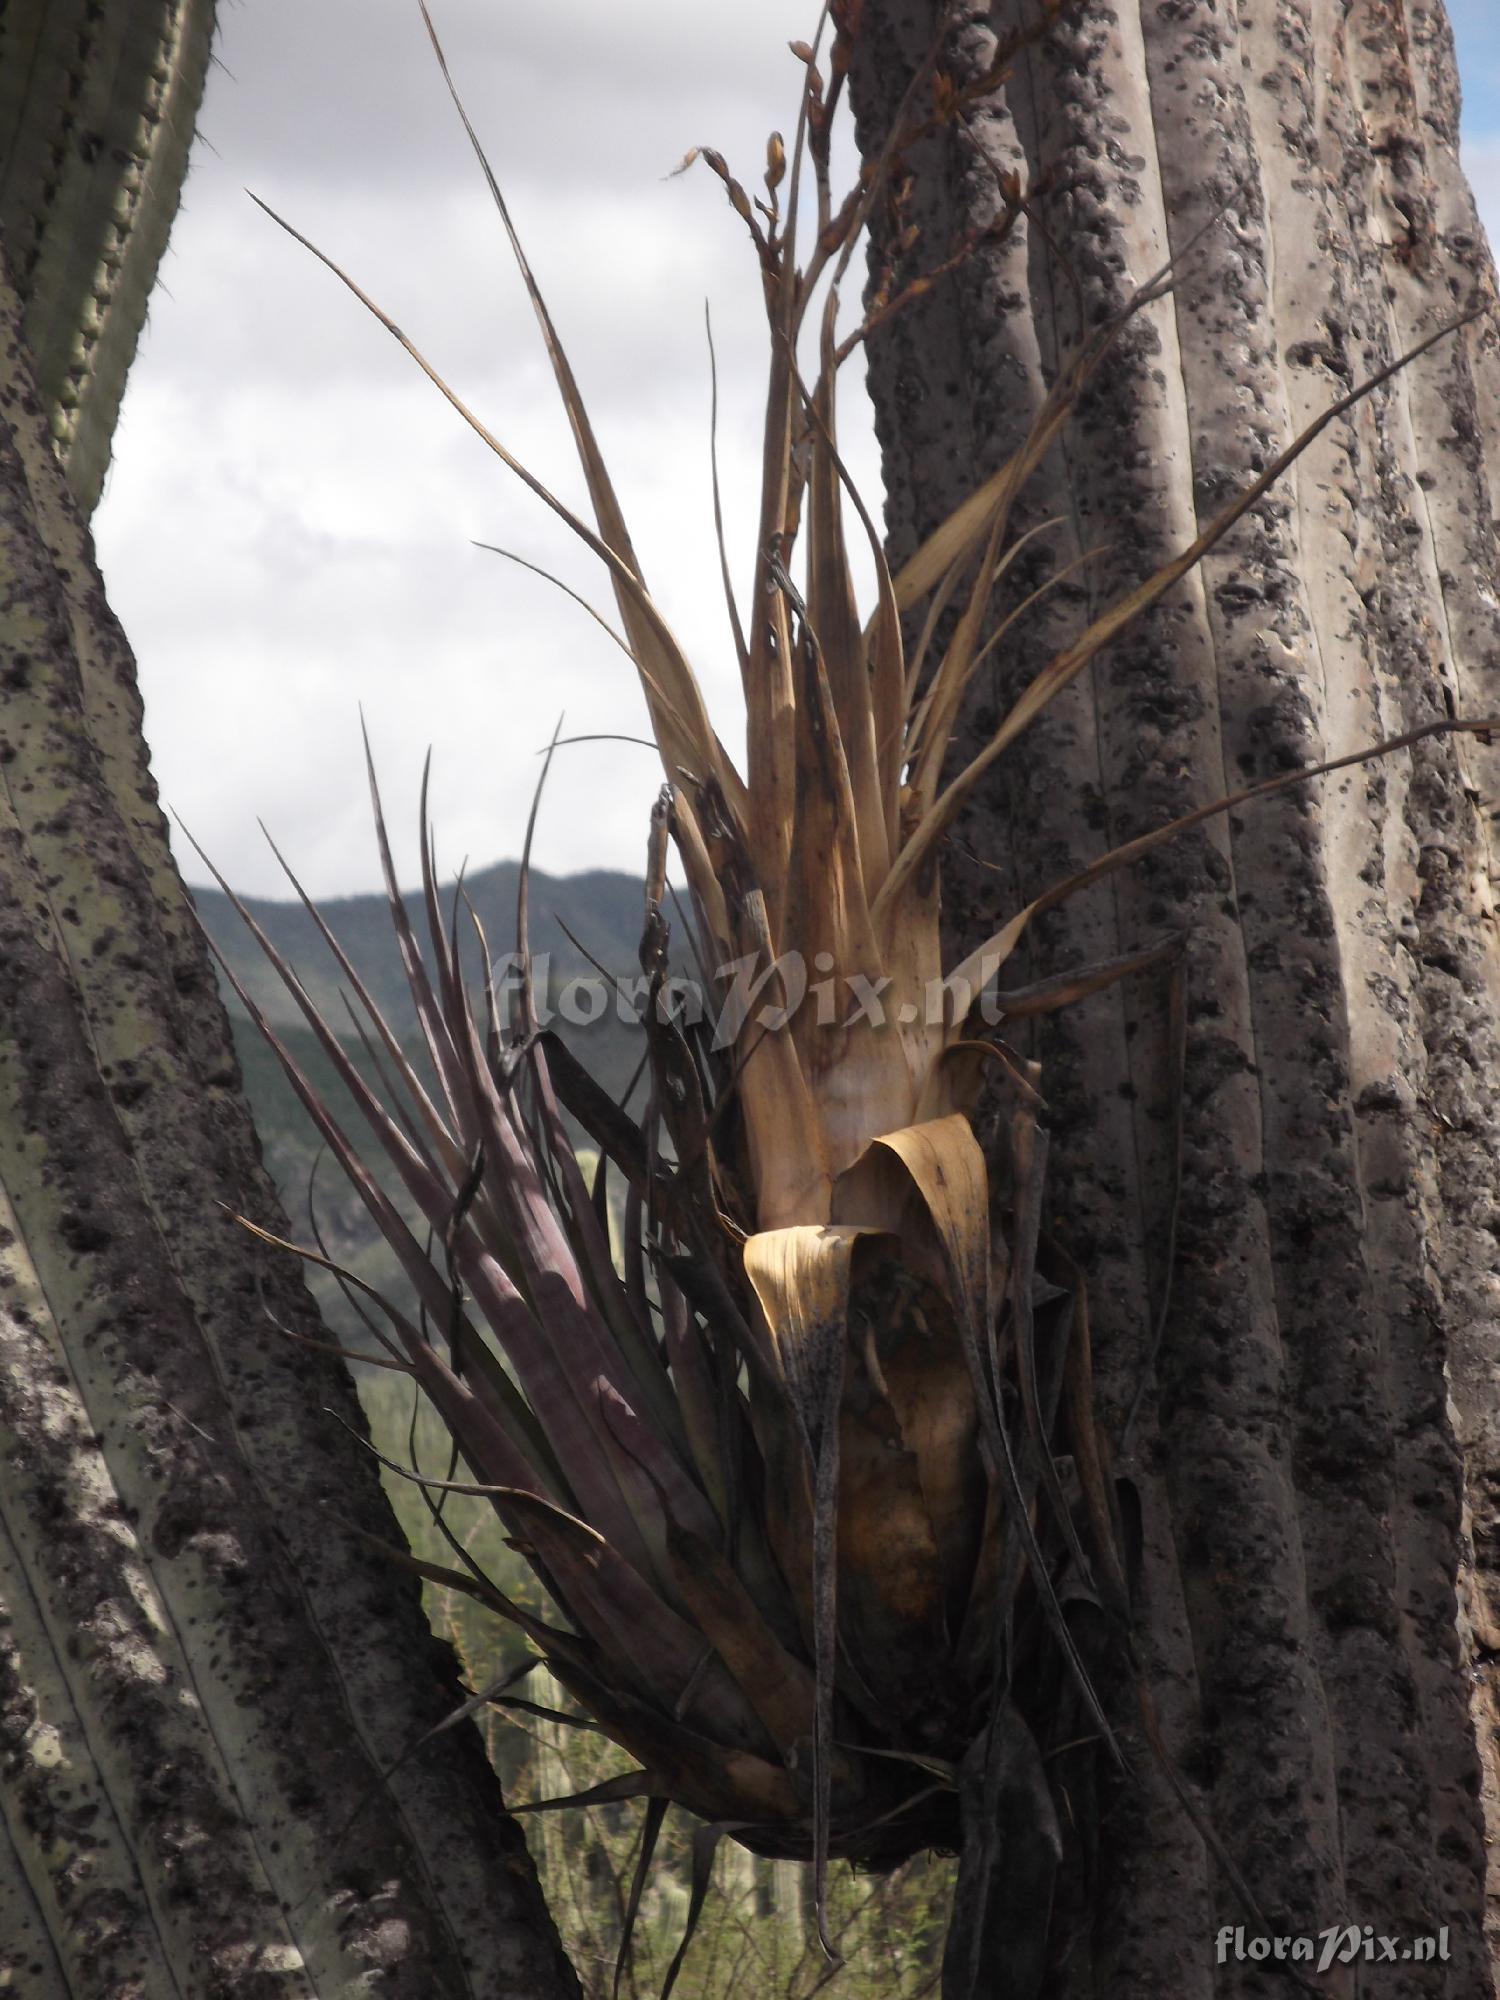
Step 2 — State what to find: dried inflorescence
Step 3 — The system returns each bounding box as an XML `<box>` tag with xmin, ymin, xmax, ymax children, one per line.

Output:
<box><xmin>207</xmin><ymin>5</ymin><xmax>1490</xmax><ymax>1992</ymax></box>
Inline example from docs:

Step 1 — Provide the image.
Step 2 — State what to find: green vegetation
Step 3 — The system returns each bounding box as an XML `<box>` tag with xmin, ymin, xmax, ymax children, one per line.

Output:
<box><xmin>212</xmin><ymin>873</ymin><xmax>961</xmax><ymax>1991</ymax></box>
<box><xmin>359</xmin><ymin>1365</ymin><xmax>954</xmax><ymax>2000</ymax></box>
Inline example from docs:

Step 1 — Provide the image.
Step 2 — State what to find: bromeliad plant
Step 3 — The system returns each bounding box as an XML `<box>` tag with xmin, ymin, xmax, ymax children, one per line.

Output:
<box><xmin>206</xmin><ymin>4</ymin><xmax>1492</xmax><ymax>1992</ymax></box>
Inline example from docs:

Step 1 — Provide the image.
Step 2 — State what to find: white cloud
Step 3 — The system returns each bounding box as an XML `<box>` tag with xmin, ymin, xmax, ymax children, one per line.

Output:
<box><xmin>96</xmin><ymin>0</ymin><xmax>879</xmax><ymax>897</ymax></box>
<box><xmin>106</xmin><ymin>2</ymin><xmax>1500</xmax><ymax>900</ymax></box>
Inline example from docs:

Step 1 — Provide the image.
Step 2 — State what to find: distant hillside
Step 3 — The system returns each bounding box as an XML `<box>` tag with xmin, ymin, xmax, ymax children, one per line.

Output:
<box><xmin>197</xmin><ymin>857</ymin><xmax>665</xmax><ymax>1346</ymax></box>
<box><xmin>194</xmin><ymin>857</ymin><xmax>656</xmax><ymax>1043</ymax></box>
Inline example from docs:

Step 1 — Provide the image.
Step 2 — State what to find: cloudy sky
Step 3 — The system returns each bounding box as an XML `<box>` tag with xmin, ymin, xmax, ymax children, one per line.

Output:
<box><xmin>93</xmin><ymin>0</ymin><xmax>1500</xmax><ymax>899</ymax></box>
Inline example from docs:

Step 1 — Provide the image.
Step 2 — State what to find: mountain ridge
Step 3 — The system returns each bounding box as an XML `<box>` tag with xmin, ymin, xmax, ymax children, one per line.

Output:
<box><xmin>193</xmin><ymin>854</ymin><xmax>659</xmax><ymax>1042</ymax></box>
<box><xmin>198</xmin><ymin>855</ymin><xmax>661</xmax><ymax>1345</ymax></box>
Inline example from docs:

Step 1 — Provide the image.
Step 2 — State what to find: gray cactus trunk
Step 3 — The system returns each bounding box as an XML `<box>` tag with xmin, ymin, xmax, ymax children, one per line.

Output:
<box><xmin>0</xmin><ymin>0</ymin><xmax>214</xmax><ymax>515</ymax></box>
<box><xmin>0</xmin><ymin>6</ymin><xmax>577</xmax><ymax>1995</ymax></box>
<box><xmin>852</xmin><ymin>1</ymin><xmax>1500</xmax><ymax>1992</ymax></box>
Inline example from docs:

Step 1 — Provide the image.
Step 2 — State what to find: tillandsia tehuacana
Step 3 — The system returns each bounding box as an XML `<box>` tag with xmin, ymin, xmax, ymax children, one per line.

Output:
<box><xmin>194</xmin><ymin>3</ymin><xmax>1495</xmax><ymax>1994</ymax></box>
